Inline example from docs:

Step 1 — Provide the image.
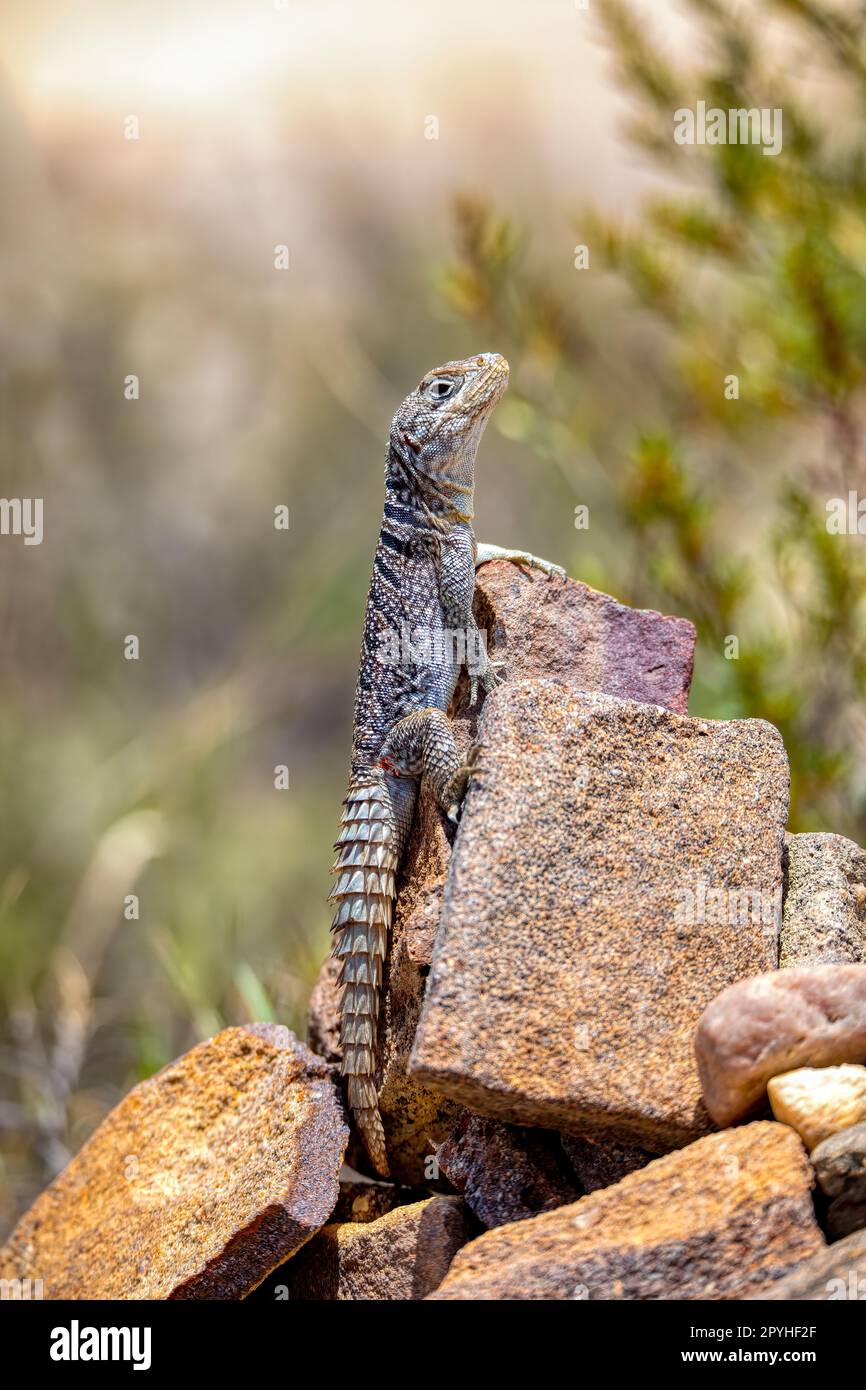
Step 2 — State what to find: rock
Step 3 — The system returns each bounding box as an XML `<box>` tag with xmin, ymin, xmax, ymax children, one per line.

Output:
<box><xmin>768</xmin><ymin>1065</ymin><xmax>866</xmax><ymax>1152</ymax></box>
<box><xmin>306</xmin><ymin>956</ymin><xmax>343</xmax><ymax>1065</ymax></box>
<box><xmin>826</xmin><ymin>1195</ymin><xmax>866</xmax><ymax>1240</ymax></box>
<box><xmin>473</xmin><ymin>561</ymin><xmax>695</xmax><ymax>715</ymax></box>
<box><xmin>559</xmin><ymin>1133</ymin><xmax>653</xmax><ymax>1193</ymax></box>
<box><xmin>749</xmin><ymin>1228</ymin><xmax>866</xmax><ymax>1300</ymax></box>
<box><xmin>437</xmin><ymin>1113</ymin><xmax>580</xmax><ymax>1227</ymax></box>
<box><xmin>333</xmin><ymin>1179</ymin><xmax>398</xmax><ymax>1225</ymax></box>
<box><xmin>696</xmin><ymin>965</ymin><xmax>866</xmax><ymax>1128</ymax></box>
<box><xmin>0</xmin><ymin>1025</ymin><xmax>348</xmax><ymax>1300</ymax></box>
<box><xmin>428</xmin><ymin>1122</ymin><xmax>822</xmax><ymax>1300</ymax></box>
<box><xmin>410</xmin><ymin>681</ymin><xmax>787</xmax><ymax>1149</ymax></box>
<box><xmin>781</xmin><ymin>832</ymin><xmax>866</xmax><ymax>968</ymax></box>
<box><xmin>282</xmin><ymin>1196</ymin><xmax>474</xmax><ymax>1300</ymax></box>
<box><xmin>309</xmin><ymin>566</ymin><xmax>697</xmax><ymax>1177</ymax></box>
<box><xmin>811</xmin><ymin>1121</ymin><xmax>866</xmax><ymax>1198</ymax></box>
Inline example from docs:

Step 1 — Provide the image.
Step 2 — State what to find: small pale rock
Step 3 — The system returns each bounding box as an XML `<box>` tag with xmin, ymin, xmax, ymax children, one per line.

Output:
<box><xmin>428</xmin><ymin>1123</ymin><xmax>822</xmax><ymax>1300</ymax></box>
<box><xmin>811</xmin><ymin>1122</ymin><xmax>866</xmax><ymax>1198</ymax></box>
<box><xmin>749</xmin><ymin>1228</ymin><xmax>866</xmax><ymax>1300</ymax></box>
<box><xmin>411</xmin><ymin>681</ymin><xmax>787</xmax><ymax>1149</ymax></box>
<box><xmin>474</xmin><ymin>561</ymin><xmax>695</xmax><ymax>715</ymax></box>
<box><xmin>0</xmin><ymin>1025</ymin><xmax>348</xmax><ymax>1300</ymax></box>
<box><xmin>284</xmin><ymin>1196</ymin><xmax>474</xmax><ymax>1300</ymax></box>
<box><xmin>559</xmin><ymin>1133</ymin><xmax>653</xmax><ymax>1193</ymax></box>
<box><xmin>696</xmin><ymin>965</ymin><xmax>866</xmax><ymax>1127</ymax></box>
<box><xmin>768</xmin><ymin>1065</ymin><xmax>866</xmax><ymax>1152</ymax></box>
<box><xmin>781</xmin><ymin>832</ymin><xmax>866</xmax><ymax>968</ymax></box>
<box><xmin>437</xmin><ymin>1113</ymin><xmax>579</xmax><ymax>1227</ymax></box>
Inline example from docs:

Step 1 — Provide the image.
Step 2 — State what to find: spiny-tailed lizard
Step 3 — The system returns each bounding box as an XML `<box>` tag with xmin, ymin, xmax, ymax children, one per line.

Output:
<box><xmin>329</xmin><ymin>352</ymin><xmax>563</xmax><ymax>1175</ymax></box>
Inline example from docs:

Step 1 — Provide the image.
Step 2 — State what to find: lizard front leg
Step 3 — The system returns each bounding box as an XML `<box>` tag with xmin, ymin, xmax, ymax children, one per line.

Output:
<box><xmin>377</xmin><ymin>708</ymin><xmax>481</xmax><ymax>823</ymax></box>
<box><xmin>475</xmin><ymin>541</ymin><xmax>566</xmax><ymax>579</ymax></box>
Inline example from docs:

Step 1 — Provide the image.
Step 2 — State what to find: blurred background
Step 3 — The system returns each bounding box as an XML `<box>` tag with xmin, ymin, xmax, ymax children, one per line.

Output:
<box><xmin>2</xmin><ymin>0</ymin><xmax>865</xmax><ymax>1235</ymax></box>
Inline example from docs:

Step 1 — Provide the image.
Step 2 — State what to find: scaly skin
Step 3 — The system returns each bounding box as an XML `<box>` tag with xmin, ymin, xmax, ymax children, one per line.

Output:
<box><xmin>330</xmin><ymin>352</ymin><xmax>562</xmax><ymax>1174</ymax></box>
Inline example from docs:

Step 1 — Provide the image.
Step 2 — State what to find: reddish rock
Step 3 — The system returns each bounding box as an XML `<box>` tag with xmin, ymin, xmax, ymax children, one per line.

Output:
<box><xmin>696</xmin><ymin>965</ymin><xmax>866</xmax><ymax>1128</ymax></box>
<box><xmin>282</xmin><ymin>1196</ymin><xmax>474</xmax><ymax>1300</ymax></box>
<box><xmin>559</xmin><ymin>1133</ymin><xmax>653</xmax><ymax>1193</ymax></box>
<box><xmin>437</xmin><ymin>1113</ymin><xmax>580</xmax><ymax>1227</ymax></box>
<box><xmin>474</xmin><ymin>561</ymin><xmax>695</xmax><ymax>715</ymax></box>
<box><xmin>411</xmin><ymin>681</ymin><xmax>787</xmax><ymax>1149</ymax></box>
<box><xmin>429</xmin><ymin>1123</ymin><xmax>822</xmax><ymax>1300</ymax></box>
<box><xmin>0</xmin><ymin>1025</ymin><xmax>348</xmax><ymax>1300</ymax></box>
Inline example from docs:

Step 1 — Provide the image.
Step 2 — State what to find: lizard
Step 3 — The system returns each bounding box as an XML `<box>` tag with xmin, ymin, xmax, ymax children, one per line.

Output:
<box><xmin>329</xmin><ymin>351</ymin><xmax>564</xmax><ymax>1175</ymax></box>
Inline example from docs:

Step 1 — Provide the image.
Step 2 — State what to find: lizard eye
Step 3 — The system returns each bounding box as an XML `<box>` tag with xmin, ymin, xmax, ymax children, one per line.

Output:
<box><xmin>426</xmin><ymin>377</ymin><xmax>457</xmax><ymax>402</ymax></box>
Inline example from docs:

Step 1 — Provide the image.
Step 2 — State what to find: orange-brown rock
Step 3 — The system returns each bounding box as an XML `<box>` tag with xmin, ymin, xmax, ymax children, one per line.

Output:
<box><xmin>281</xmin><ymin>1195</ymin><xmax>474</xmax><ymax>1300</ymax></box>
<box><xmin>428</xmin><ymin>1123</ymin><xmax>823</xmax><ymax>1300</ymax></box>
<box><xmin>0</xmin><ymin>1025</ymin><xmax>348</xmax><ymax>1300</ymax></box>
<box><xmin>748</xmin><ymin>1228</ymin><xmax>866</xmax><ymax>1301</ymax></box>
<box><xmin>411</xmin><ymin>681</ymin><xmax>787</xmax><ymax>1149</ymax></box>
<box><xmin>696</xmin><ymin>965</ymin><xmax>866</xmax><ymax>1127</ymax></box>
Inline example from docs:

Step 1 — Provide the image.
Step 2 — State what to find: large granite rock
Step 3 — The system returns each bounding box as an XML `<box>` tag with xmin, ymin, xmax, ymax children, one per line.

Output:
<box><xmin>749</xmin><ymin>1228</ymin><xmax>866</xmax><ymax>1301</ymax></box>
<box><xmin>428</xmin><ymin>1123</ymin><xmax>822</xmax><ymax>1300</ymax></box>
<box><xmin>309</xmin><ymin>563</ymin><xmax>696</xmax><ymax>1177</ymax></box>
<box><xmin>280</xmin><ymin>1196</ymin><xmax>473</xmax><ymax>1300</ymax></box>
<box><xmin>411</xmin><ymin>681</ymin><xmax>788</xmax><ymax>1149</ymax></box>
<box><xmin>781</xmin><ymin>832</ymin><xmax>866</xmax><ymax>968</ymax></box>
<box><xmin>0</xmin><ymin>1026</ymin><xmax>348</xmax><ymax>1300</ymax></box>
<box><xmin>437</xmin><ymin>1113</ymin><xmax>580</xmax><ymax>1227</ymax></box>
<box><xmin>696</xmin><ymin>965</ymin><xmax>866</xmax><ymax>1127</ymax></box>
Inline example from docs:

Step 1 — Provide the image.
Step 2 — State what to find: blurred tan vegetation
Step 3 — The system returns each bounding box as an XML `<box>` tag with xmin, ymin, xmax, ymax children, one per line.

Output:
<box><xmin>2</xmin><ymin>0</ymin><xmax>866</xmax><ymax>1234</ymax></box>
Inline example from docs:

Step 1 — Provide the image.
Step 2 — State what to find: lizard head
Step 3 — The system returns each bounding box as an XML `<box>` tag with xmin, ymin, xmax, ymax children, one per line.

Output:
<box><xmin>388</xmin><ymin>352</ymin><xmax>509</xmax><ymax>522</ymax></box>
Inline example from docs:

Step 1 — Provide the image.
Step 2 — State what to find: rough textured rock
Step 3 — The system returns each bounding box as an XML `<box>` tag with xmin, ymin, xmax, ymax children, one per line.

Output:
<box><xmin>812</xmin><ymin>1122</ymin><xmax>866</xmax><ymax>1199</ymax></box>
<box><xmin>282</xmin><ymin>1196</ymin><xmax>474</xmax><ymax>1300</ymax></box>
<box><xmin>559</xmin><ymin>1133</ymin><xmax>653</xmax><ymax>1193</ymax></box>
<box><xmin>749</xmin><ymin>1228</ymin><xmax>866</xmax><ymax>1301</ymax></box>
<box><xmin>411</xmin><ymin>681</ymin><xmax>787</xmax><ymax>1149</ymax></box>
<box><xmin>308</xmin><ymin>564</ymin><xmax>697</xmax><ymax>1178</ymax></box>
<box><xmin>473</xmin><ymin>561</ymin><xmax>695</xmax><ymax>714</ymax></box>
<box><xmin>781</xmin><ymin>832</ymin><xmax>866</xmax><ymax>968</ymax></box>
<box><xmin>0</xmin><ymin>1025</ymin><xmax>348</xmax><ymax>1300</ymax></box>
<box><xmin>696</xmin><ymin>965</ymin><xmax>866</xmax><ymax>1128</ymax></box>
<box><xmin>428</xmin><ymin>1123</ymin><xmax>822</xmax><ymax>1300</ymax></box>
<box><xmin>768</xmin><ymin>1065</ymin><xmax>866</xmax><ymax>1152</ymax></box>
<box><xmin>437</xmin><ymin>1113</ymin><xmax>580</xmax><ymax>1227</ymax></box>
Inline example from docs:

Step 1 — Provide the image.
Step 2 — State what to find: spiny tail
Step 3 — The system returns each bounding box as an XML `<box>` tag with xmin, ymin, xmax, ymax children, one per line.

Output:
<box><xmin>329</xmin><ymin>774</ymin><xmax>398</xmax><ymax>1176</ymax></box>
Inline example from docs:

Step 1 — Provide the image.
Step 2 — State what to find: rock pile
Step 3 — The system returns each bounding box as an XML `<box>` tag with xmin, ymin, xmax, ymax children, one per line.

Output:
<box><xmin>4</xmin><ymin>562</ymin><xmax>866</xmax><ymax>1300</ymax></box>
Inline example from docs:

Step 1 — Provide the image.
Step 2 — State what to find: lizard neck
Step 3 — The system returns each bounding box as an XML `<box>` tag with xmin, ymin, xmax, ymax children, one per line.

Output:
<box><xmin>385</xmin><ymin>440</ymin><xmax>475</xmax><ymax>531</ymax></box>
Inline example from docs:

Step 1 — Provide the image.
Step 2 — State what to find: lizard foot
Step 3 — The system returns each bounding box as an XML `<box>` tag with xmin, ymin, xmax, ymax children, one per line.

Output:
<box><xmin>444</xmin><ymin>743</ymin><xmax>485</xmax><ymax>823</ymax></box>
<box><xmin>475</xmin><ymin>542</ymin><xmax>566</xmax><ymax>581</ymax></box>
<box><xmin>469</xmin><ymin>657</ymin><xmax>505</xmax><ymax>706</ymax></box>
